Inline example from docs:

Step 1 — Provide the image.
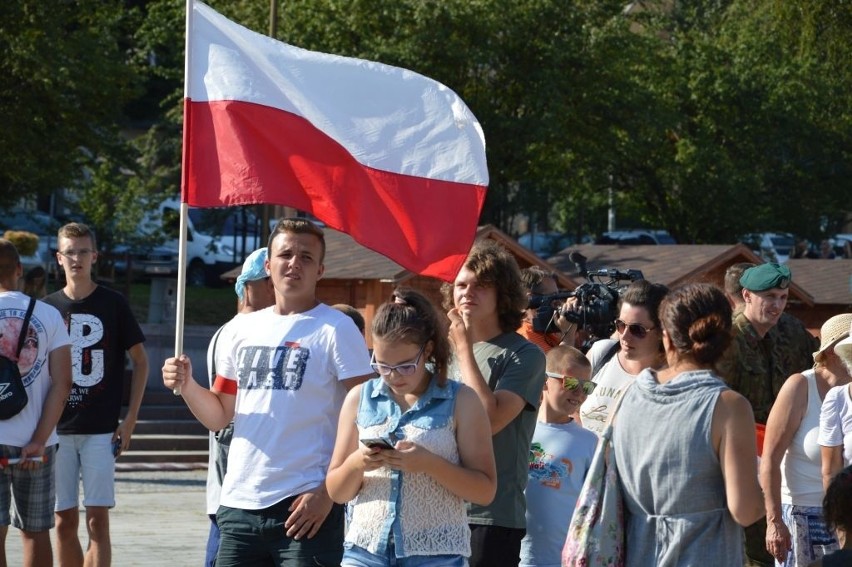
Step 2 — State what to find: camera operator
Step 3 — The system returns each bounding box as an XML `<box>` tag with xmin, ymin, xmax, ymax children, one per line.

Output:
<box><xmin>578</xmin><ymin>280</ymin><xmax>669</xmax><ymax>436</ymax></box>
<box><xmin>519</xmin><ymin>267</ymin><xmax>578</xmax><ymax>352</ymax></box>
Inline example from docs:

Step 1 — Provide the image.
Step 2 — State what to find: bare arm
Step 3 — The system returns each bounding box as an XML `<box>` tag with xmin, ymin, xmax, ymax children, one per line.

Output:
<box><xmin>116</xmin><ymin>342</ymin><xmax>149</xmax><ymax>451</ymax></box>
<box><xmin>448</xmin><ymin>308</ymin><xmax>529</xmax><ymax>434</ymax></box>
<box><xmin>22</xmin><ymin>345</ymin><xmax>72</xmax><ymax>463</ymax></box>
<box><xmin>714</xmin><ymin>389</ymin><xmax>764</xmax><ymax>526</ymax></box>
<box><xmin>162</xmin><ymin>355</ymin><xmax>235</xmax><ymax>431</ymax></box>
<box><xmin>820</xmin><ymin>445</ymin><xmax>843</xmax><ymax>492</ymax></box>
<box><xmin>326</xmin><ymin>385</ymin><xmax>371</xmax><ymax>503</ymax></box>
<box><xmin>760</xmin><ymin>374</ymin><xmax>807</xmax><ymax>562</ymax></box>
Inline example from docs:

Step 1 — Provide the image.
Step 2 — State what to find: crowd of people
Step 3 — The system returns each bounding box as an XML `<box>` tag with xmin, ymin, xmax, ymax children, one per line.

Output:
<box><xmin>1</xmin><ymin>217</ymin><xmax>852</xmax><ymax>567</ymax></box>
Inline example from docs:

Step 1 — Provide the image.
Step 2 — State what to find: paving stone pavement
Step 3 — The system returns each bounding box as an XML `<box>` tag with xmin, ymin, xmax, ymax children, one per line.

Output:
<box><xmin>5</xmin><ymin>467</ymin><xmax>209</xmax><ymax>566</ymax></box>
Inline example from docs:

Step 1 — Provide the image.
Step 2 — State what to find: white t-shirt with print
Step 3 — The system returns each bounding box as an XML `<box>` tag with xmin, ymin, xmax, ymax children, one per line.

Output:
<box><xmin>0</xmin><ymin>291</ymin><xmax>71</xmax><ymax>447</ymax></box>
<box><xmin>216</xmin><ymin>304</ymin><xmax>372</xmax><ymax>510</ymax></box>
<box><xmin>578</xmin><ymin>339</ymin><xmax>634</xmax><ymax>436</ymax></box>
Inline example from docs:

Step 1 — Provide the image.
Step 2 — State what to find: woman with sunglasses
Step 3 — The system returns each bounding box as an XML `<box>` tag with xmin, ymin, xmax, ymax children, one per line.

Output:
<box><xmin>520</xmin><ymin>345</ymin><xmax>598</xmax><ymax>567</ymax></box>
<box><xmin>612</xmin><ymin>283</ymin><xmax>764</xmax><ymax>566</ymax></box>
<box><xmin>579</xmin><ymin>279</ymin><xmax>669</xmax><ymax>436</ymax></box>
<box><xmin>327</xmin><ymin>288</ymin><xmax>497</xmax><ymax>567</ymax></box>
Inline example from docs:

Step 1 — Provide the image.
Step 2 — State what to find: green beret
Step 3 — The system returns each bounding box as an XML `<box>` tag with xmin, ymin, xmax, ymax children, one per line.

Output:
<box><xmin>739</xmin><ymin>263</ymin><xmax>791</xmax><ymax>291</ymax></box>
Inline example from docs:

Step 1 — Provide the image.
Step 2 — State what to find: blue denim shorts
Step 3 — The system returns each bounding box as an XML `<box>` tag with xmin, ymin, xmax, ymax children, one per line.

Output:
<box><xmin>342</xmin><ymin>542</ymin><xmax>467</xmax><ymax>567</ymax></box>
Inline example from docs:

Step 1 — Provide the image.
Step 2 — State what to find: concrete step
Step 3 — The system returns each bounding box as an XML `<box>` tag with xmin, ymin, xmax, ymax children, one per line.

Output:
<box><xmin>128</xmin><ymin>434</ymin><xmax>208</xmax><ymax>452</ymax></box>
<box><xmin>117</xmin><ymin>450</ymin><xmax>209</xmax><ymax>464</ymax></box>
<box><xmin>133</xmin><ymin>419</ymin><xmax>207</xmax><ymax>436</ymax></box>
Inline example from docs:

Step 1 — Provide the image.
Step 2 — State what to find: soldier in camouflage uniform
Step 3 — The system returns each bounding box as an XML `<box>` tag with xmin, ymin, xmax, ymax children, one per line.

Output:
<box><xmin>720</xmin><ymin>262</ymin><xmax>818</xmax><ymax>567</ymax></box>
<box><xmin>721</xmin><ymin>263</ymin><xmax>818</xmax><ymax>423</ymax></box>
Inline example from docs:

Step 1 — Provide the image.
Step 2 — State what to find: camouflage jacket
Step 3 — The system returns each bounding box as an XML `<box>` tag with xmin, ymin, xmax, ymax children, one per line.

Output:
<box><xmin>718</xmin><ymin>310</ymin><xmax>817</xmax><ymax>424</ymax></box>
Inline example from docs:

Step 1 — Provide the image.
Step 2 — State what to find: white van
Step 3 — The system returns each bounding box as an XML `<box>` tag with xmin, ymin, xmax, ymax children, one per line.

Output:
<box><xmin>148</xmin><ymin>198</ymin><xmax>263</xmax><ymax>286</ymax></box>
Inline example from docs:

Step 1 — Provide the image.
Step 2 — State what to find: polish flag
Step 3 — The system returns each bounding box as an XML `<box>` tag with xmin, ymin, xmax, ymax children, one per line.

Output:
<box><xmin>182</xmin><ymin>1</ymin><xmax>489</xmax><ymax>281</ymax></box>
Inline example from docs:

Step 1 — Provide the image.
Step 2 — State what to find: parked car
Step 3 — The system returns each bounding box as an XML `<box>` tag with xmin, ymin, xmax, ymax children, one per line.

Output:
<box><xmin>595</xmin><ymin>229</ymin><xmax>676</xmax><ymax>245</ymax></box>
<box><xmin>111</xmin><ymin>244</ymin><xmax>179</xmax><ymax>281</ymax></box>
<box><xmin>739</xmin><ymin>232</ymin><xmax>796</xmax><ymax>263</ymax></box>
<box><xmin>831</xmin><ymin>234</ymin><xmax>852</xmax><ymax>258</ymax></box>
<box><xmin>517</xmin><ymin>231</ymin><xmax>573</xmax><ymax>258</ymax></box>
<box><xmin>137</xmin><ymin>198</ymin><xmax>264</xmax><ymax>286</ymax></box>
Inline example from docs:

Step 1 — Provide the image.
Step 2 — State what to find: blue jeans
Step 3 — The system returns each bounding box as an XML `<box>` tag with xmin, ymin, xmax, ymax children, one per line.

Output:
<box><xmin>342</xmin><ymin>542</ymin><xmax>467</xmax><ymax>567</ymax></box>
<box><xmin>216</xmin><ymin>497</ymin><xmax>344</xmax><ymax>567</ymax></box>
<box><xmin>205</xmin><ymin>514</ymin><xmax>220</xmax><ymax>567</ymax></box>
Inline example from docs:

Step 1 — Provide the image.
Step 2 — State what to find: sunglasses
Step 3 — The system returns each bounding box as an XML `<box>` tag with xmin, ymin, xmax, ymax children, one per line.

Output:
<box><xmin>545</xmin><ymin>372</ymin><xmax>597</xmax><ymax>394</ymax></box>
<box><xmin>371</xmin><ymin>344</ymin><xmax>426</xmax><ymax>377</ymax></box>
<box><xmin>615</xmin><ymin>319</ymin><xmax>656</xmax><ymax>339</ymax></box>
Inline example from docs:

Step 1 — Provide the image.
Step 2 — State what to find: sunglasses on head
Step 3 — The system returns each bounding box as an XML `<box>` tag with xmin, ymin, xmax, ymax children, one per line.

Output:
<box><xmin>615</xmin><ymin>319</ymin><xmax>656</xmax><ymax>339</ymax></box>
<box><xmin>370</xmin><ymin>344</ymin><xmax>426</xmax><ymax>377</ymax></box>
<box><xmin>545</xmin><ymin>372</ymin><xmax>597</xmax><ymax>394</ymax></box>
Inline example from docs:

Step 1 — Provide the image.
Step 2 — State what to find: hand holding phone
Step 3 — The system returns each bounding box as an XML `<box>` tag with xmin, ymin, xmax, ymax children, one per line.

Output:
<box><xmin>360</xmin><ymin>437</ymin><xmax>395</xmax><ymax>451</ymax></box>
<box><xmin>112</xmin><ymin>438</ymin><xmax>122</xmax><ymax>458</ymax></box>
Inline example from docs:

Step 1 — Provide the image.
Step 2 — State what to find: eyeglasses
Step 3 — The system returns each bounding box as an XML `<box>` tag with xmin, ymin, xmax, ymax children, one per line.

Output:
<box><xmin>58</xmin><ymin>249</ymin><xmax>93</xmax><ymax>259</ymax></box>
<box><xmin>615</xmin><ymin>319</ymin><xmax>655</xmax><ymax>339</ymax></box>
<box><xmin>545</xmin><ymin>372</ymin><xmax>597</xmax><ymax>394</ymax></box>
<box><xmin>371</xmin><ymin>344</ymin><xmax>426</xmax><ymax>377</ymax></box>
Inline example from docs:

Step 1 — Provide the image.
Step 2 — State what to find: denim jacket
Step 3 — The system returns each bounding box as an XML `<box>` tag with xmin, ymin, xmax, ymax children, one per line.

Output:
<box><xmin>345</xmin><ymin>375</ymin><xmax>471</xmax><ymax>558</ymax></box>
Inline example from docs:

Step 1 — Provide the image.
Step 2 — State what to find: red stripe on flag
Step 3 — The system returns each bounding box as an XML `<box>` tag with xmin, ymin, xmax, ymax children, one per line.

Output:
<box><xmin>183</xmin><ymin>99</ymin><xmax>486</xmax><ymax>281</ymax></box>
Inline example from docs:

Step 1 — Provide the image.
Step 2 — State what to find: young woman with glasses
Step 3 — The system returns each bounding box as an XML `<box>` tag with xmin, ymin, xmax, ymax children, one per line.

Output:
<box><xmin>578</xmin><ymin>279</ymin><xmax>669</xmax><ymax>436</ymax></box>
<box><xmin>327</xmin><ymin>288</ymin><xmax>497</xmax><ymax>567</ymax></box>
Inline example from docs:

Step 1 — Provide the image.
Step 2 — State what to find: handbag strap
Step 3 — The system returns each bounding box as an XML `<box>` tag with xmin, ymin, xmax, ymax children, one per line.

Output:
<box><xmin>603</xmin><ymin>380</ymin><xmax>634</xmax><ymax>430</ymax></box>
<box><xmin>15</xmin><ymin>297</ymin><xmax>36</xmax><ymax>360</ymax></box>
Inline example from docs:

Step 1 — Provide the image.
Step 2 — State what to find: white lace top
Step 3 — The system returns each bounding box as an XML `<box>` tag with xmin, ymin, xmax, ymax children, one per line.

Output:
<box><xmin>345</xmin><ymin>379</ymin><xmax>470</xmax><ymax>557</ymax></box>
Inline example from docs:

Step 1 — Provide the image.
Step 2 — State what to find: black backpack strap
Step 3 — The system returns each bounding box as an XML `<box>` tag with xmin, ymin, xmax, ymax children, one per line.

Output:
<box><xmin>591</xmin><ymin>341</ymin><xmax>620</xmax><ymax>380</ymax></box>
<box><xmin>15</xmin><ymin>298</ymin><xmax>36</xmax><ymax>359</ymax></box>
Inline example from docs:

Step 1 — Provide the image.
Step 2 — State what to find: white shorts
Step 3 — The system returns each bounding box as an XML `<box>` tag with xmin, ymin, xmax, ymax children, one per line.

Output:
<box><xmin>54</xmin><ymin>434</ymin><xmax>116</xmax><ymax>511</ymax></box>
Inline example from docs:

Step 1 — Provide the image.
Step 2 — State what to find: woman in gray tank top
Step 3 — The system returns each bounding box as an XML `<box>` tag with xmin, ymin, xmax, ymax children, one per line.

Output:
<box><xmin>613</xmin><ymin>283</ymin><xmax>765</xmax><ymax>566</ymax></box>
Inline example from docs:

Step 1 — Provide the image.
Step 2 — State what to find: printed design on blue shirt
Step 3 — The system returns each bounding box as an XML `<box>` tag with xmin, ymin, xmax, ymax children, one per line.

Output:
<box><xmin>236</xmin><ymin>341</ymin><xmax>310</xmax><ymax>390</ymax></box>
<box><xmin>0</xmin><ymin>308</ymin><xmax>46</xmax><ymax>388</ymax></box>
<box><xmin>528</xmin><ymin>441</ymin><xmax>573</xmax><ymax>489</ymax></box>
<box><xmin>67</xmin><ymin>313</ymin><xmax>105</xmax><ymax>388</ymax></box>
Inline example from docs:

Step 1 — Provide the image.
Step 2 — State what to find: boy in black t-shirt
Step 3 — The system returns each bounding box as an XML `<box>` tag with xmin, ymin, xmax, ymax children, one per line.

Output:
<box><xmin>44</xmin><ymin>223</ymin><xmax>148</xmax><ymax>567</ymax></box>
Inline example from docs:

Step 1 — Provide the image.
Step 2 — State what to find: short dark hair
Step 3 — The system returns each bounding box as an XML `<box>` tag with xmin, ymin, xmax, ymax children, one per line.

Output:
<box><xmin>724</xmin><ymin>262</ymin><xmax>756</xmax><ymax>298</ymax></box>
<box><xmin>823</xmin><ymin>464</ymin><xmax>852</xmax><ymax>535</ymax></box>
<box><xmin>332</xmin><ymin>304</ymin><xmax>365</xmax><ymax>335</ymax></box>
<box><xmin>0</xmin><ymin>239</ymin><xmax>21</xmax><ymax>281</ymax></box>
<box><xmin>268</xmin><ymin>218</ymin><xmax>325</xmax><ymax>263</ymax></box>
<box><xmin>520</xmin><ymin>266</ymin><xmax>556</xmax><ymax>295</ymax></box>
<box><xmin>619</xmin><ymin>279</ymin><xmax>669</xmax><ymax>331</ymax></box>
<box><xmin>441</xmin><ymin>240</ymin><xmax>526</xmax><ymax>333</ymax></box>
<box><xmin>372</xmin><ymin>288</ymin><xmax>450</xmax><ymax>384</ymax></box>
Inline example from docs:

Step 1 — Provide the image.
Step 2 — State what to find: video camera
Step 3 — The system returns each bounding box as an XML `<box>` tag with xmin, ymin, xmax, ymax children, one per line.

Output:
<box><xmin>528</xmin><ymin>252</ymin><xmax>644</xmax><ymax>348</ymax></box>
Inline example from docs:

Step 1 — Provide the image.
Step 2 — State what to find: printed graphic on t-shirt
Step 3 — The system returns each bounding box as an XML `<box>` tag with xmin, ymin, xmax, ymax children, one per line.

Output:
<box><xmin>67</xmin><ymin>313</ymin><xmax>105</xmax><ymax>388</ymax></box>
<box><xmin>236</xmin><ymin>341</ymin><xmax>310</xmax><ymax>390</ymax></box>
<box><xmin>528</xmin><ymin>441</ymin><xmax>573</xmax><ymax>489</ymax></box>
<box><xmin>0</xmin><ymin>308</ymin><xmax>45</xmax><ymax>387</ymax></box>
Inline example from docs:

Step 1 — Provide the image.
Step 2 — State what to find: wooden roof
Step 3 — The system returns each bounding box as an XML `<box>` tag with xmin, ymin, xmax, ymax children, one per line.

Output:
<box><xmin>547</xmin><ymin>243</ymin><xmax>814</xmax><ymax>306</ymax></box>
<box><xmin>786</xmin><ymin>259</ymin><xmax>852</xmax><ymax>306</ymax></box>
<box><xmin>220</xmin><ymin>225</ymin><xmax>573</xmax><ymax>287</ymax></box>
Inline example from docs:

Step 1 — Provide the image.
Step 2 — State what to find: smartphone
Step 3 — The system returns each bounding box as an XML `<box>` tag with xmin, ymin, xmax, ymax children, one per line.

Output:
<box><xmin>360</xmin><ymin>437</ymin><xmax>395</xmax><ymax>450</ymax></box>
<box><xmin>112</xmin><ymin>438</ymin><xmax>122</xmax><ymax>458</ymax></box>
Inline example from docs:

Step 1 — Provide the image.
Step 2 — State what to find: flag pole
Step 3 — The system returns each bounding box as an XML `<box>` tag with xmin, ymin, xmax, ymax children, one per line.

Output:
<box><xmin>173</xmin><ymin>0</ymin><xmax>195</xmax><ymax>395</ymax></box>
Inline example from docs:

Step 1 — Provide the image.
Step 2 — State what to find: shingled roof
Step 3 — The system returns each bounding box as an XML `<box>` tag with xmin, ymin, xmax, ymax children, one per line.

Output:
<box><xmin>547</xmin><ymin>243</ymin><xmax>814</xmax><ymax>306</ymax></box>
<box><xmin>786</xmin><ymin>259</ymin><xmax>852</xmax><ymax>306</ymax></box>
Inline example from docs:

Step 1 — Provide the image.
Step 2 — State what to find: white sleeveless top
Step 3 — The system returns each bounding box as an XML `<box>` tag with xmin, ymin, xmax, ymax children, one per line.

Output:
<box><xmin>780</xmin><ymin>369</ymin><xmax>824</xmax><ymax>507</ymax></box>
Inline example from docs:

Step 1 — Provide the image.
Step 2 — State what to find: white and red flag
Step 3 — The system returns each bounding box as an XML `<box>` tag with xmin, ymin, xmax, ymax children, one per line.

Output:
<box><xmin>182</xmin><ymin>0</ymin><xmax>489</xmax><ymax>281</ymax></box>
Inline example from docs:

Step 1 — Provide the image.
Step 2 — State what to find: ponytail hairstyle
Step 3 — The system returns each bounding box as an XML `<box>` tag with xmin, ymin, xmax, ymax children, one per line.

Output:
<box><xmin>660</xmin><ymin>283</ymin><xmax>732</xmax><ymax>366</ymax></box>
<box><xmin>372</xmin><ymin>288</ymin><xmax>450</xmax><ymax>385</ymax></box>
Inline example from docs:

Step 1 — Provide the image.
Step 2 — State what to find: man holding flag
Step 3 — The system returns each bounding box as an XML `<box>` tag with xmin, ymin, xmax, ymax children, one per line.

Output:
<box><xmin>168</xmin><ymin>2</ymin><xmax>489</xmax><ymax>562</ymax></box>
<box><xmin>163</xmin><ymin>219</ymin><xmax>373</xmax><ymax>565</ymax></box>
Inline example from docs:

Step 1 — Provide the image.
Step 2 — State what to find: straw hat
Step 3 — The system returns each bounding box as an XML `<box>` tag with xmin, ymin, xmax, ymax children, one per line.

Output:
<box><xmin>813</xmin><ymin>313</ymin><xmax>852</xmax><ymax>364</ymax></box>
